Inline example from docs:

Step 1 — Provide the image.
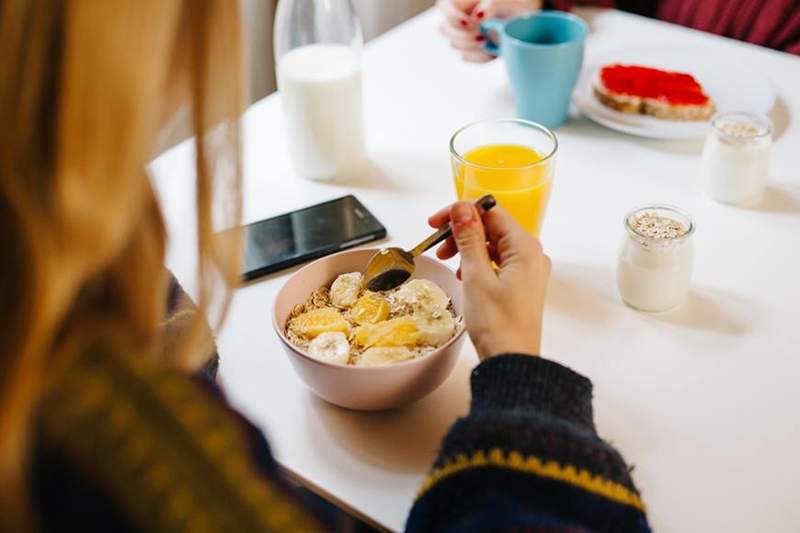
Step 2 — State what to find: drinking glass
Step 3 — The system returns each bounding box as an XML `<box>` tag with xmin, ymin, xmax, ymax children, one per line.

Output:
<box><xmin>450</xmin><ymin>119</ymin><xmax>558</xmax><ymax>236</ymax></box>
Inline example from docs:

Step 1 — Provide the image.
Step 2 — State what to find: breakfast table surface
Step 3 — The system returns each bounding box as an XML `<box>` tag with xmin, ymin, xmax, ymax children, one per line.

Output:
<box><xmin>151</xmin><ymin>7</ymin><xmax>800</xmax><ymax>532</ymax></box>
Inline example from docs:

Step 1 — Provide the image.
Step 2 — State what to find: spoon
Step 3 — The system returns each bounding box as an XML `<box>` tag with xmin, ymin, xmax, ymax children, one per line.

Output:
<box><xmin>363</xmin><ymin>195</ymin><xmax>497</xmax><ymax>292</ymax></box>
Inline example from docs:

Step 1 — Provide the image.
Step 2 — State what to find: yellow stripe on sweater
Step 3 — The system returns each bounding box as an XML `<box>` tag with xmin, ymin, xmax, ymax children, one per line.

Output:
<box><xmin>417</xmin><ymin>448</ymin><xmax>646</xmax><ymax>512</ymax></box>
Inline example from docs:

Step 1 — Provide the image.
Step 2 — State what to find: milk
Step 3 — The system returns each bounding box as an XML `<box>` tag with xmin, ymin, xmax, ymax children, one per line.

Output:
<box><xmin>701</xmin><ymin>113</ymin><xmax>772</xmax><ymax>205</ymax></box>
<box><xmin>278</xmin><ymin>44</ymin><xmax>364</xmax><ymax>182</ymax></box>
<box><xmin>617</xmin><ymin>207</ymin><xmax>695</xmax><ymax>312</ymax></box>
<box><xmin>618</xmin><ymin>240</ymin><xmax>694</xmax><ymax>312</ymax></box>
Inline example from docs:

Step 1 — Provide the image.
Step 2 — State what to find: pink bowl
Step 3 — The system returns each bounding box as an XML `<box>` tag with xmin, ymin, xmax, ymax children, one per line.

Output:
<box><xmin>272</xmin><ymin>248</ymin><xmax>466</xmax><ymax>411</ymax></box>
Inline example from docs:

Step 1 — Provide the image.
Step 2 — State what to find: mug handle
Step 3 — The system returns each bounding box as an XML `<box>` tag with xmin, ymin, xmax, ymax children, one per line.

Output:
<box><xmin>479</xmin><ymin>18</ymin><xmax>504</xmax><ymax>56</ymax></box>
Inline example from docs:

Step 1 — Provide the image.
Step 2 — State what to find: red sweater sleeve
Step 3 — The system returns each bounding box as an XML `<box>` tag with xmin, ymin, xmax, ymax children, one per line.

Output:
<box><xmin>657</xmin><ymin>0</ymin><xmax>800</xmax><ymax>55</ymax></box>
<box><xmin>548</xmin><ymin>0</ymin><xmax>800</xmax><ymax>55</ymax></box>
<box><xmin>546</xmin><ymin>0</ymin><xmax>615</xmax><ymax>10</ymax></box>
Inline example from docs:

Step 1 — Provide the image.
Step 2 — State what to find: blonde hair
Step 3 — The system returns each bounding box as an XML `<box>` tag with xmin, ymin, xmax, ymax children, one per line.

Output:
<box><xmin>0</xmin><ymin>0</ymin><xmax>243</xmax><ymax>527</ymax></box>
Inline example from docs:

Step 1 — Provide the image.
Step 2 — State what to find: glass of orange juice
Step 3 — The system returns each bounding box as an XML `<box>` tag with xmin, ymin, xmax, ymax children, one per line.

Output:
<box><xmin>450</xmin><ymin>119</ymin><xmax>558</xmax><ymax>236</ymax></box>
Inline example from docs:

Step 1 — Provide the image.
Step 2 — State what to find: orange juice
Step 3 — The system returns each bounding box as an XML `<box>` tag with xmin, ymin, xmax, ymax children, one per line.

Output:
<box><xmin>453</xmin><ymin>143</ymin><xmax>553</xmax><ymax>235</ymax></box>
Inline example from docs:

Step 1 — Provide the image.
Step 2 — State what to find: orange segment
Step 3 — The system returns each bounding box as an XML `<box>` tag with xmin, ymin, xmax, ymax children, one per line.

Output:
<box><xmin>350</xmin><ymin>292</ymin><xmax>390</xmax><ymax>325</ymax></box>
<box><xmin>289</xmin><ymin>308</ymin><xmax>349</xmax><ymax>339</ymax></box>
<box><xmin>355</xmin><ymin>316</ymin><xmax>421</xmax><ymax>348</ymax></box>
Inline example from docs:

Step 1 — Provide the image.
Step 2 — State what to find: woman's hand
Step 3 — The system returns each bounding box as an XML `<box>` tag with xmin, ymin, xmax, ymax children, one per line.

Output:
<box><xmin>428</xmin><ymin>201</ymin><xmax>551</xmax><ymax>360</ymax></box>
<box><xmin>437</xmin><ymin>0</ymin><xmax>542</xmax><ymax>63</ymax></box>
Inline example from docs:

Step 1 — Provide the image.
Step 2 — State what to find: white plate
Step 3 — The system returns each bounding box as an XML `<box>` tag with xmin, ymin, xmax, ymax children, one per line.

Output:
<box><xmin>573</xmin><ymin>47</ymin><xmax>776</xmax><ymax>140</ymax></box>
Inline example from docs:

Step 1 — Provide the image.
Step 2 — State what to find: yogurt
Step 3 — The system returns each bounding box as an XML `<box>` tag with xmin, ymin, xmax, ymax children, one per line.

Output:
<box><xmin>701</xmin><ymin>112</ymin><xmax>772</xmax><ymax>204</ymax></box>
<box><xmin>278</xmin><ymin>44</ymin><xmax>364</xmax><ymax>182</ymax></box>
<box><xmin>617</xmin><ymin>206</ymin><xmax>695</xmax><ymax>312</ymax></box>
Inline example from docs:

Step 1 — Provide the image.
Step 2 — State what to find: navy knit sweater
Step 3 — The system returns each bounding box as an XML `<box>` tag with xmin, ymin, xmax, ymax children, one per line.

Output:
<box><xmin>406</xmin><ymin>354</ymin><xmax>650</xmax><ymax>532</ymax></box>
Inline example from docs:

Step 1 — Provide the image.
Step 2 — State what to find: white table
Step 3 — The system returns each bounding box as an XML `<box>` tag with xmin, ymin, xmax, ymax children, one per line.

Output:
<box><xmin>151</xmin><ymin>7</ymin><xmax>800</xmax><ymax>532</ymax></box>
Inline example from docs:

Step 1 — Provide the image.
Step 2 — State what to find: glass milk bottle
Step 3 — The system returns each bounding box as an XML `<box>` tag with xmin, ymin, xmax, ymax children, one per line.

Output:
<box><xmin>274</xmin><ymin>0</ymin><xmax>365</xmax><ymax>182</ymax></box>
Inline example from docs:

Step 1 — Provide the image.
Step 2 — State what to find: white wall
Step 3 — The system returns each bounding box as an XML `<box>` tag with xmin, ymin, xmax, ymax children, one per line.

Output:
<box><xmin>354</xmin><ymin>0</ymin><xmax>436</xmax><ymax>41</ymax></box>
<box><xmin>243</xmin><ymin>0</ymin><xmax>434</xmax><ymax>101</ymax></box>
<box><xmin>242</xmin><ymin>0</ymin><xmax>278</xmax><ymax>104</ymax></box>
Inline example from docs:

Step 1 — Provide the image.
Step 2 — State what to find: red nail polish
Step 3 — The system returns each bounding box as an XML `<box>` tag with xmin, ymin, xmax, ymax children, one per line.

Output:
<box><xmin>475</xmin><ymin>34</ymin><xmax>485</xmax><ymax>42</ymax></box>
<box><xmin>460</xmin><ymin>19</ymin><xmax>468</xmax><ymax>27</ymax></box>
<box><xmin>476</xmin><ymin>10</ymin><xmax>485</xmax><ymax>19</ymax></box>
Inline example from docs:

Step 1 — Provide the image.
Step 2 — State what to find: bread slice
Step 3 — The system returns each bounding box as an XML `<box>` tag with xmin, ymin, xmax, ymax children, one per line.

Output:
<box><xmin>643</xmin><ymin>98</ymin><xmax>715</xmax><ymax>121</ymax></box>
<box><xmin>593</xmin><ymin>82</ymin><xmax>642</xmax><ymax>114</ymax></box>
<box><xmin>593</xmin><ymin>64</ymin><xmax>715</xmax><ymax>121</ymax></box>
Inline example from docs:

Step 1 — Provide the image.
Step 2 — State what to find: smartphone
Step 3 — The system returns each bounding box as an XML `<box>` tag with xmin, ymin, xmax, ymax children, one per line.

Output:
<box><xmin>235</xmin><ymin>195</ymin><xmax>386</xmax><ymax>281</ymax></box>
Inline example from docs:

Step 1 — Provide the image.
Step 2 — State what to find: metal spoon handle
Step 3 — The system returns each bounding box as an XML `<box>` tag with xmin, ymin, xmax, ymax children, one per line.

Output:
<box><xmin>409</xmin><ymin>195</ymin><xmax>497</xmax><ymax>258</ymax></box>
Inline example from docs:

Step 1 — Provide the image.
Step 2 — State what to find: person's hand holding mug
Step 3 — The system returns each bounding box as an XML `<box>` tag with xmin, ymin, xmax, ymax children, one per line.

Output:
<box><xmin>438</xmin><ymin>0</ymin><xmax>542</xmax><ymax>62</ymax></box>
<box><xmin>428</xmin><ymin>202</ymin><xmax>551</xmax><ymax>360</ymax></box>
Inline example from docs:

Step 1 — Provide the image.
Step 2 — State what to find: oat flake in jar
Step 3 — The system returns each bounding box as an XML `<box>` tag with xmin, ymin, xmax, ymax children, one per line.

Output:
<box><xmin>617</xmin><ymin>206</ymin><xmax>695</xmax><ymax>312</ymax></box>
<box><xmin>701</xmin><ymin>112</ymin><xmax>772</xmax><ymax>205</ymax></box>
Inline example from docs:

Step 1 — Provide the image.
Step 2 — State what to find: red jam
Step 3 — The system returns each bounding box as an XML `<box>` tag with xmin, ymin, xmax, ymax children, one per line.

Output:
<box><xmin>600</xmin><ymin>64</ymin><xmax>711</xmax><ymax>106</ymax></box>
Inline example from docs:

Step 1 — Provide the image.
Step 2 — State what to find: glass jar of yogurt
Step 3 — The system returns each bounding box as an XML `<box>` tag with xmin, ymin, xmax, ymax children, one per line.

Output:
<box><xmin>617</xmin><ymin>206</ymin><xmax>695</xmax><ymax>312</ymax></box>
<box><xmin>701</xmin><ymin>112</ymin><xmax>772</xmax><ymax>204</ymax></box>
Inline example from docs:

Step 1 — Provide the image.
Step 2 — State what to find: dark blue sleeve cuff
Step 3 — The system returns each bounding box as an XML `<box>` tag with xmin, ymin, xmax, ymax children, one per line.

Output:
<box><xmin>470</xmin><ymin>354</ymin><xmax>595</xmax><ymax>432</ymax></box>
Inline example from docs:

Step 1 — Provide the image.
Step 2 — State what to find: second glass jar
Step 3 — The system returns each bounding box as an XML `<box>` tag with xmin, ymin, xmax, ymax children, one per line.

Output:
<box><xmin>617</xmin><ymin>206</ymin><xmax>695</xmax><ymax>312</ymax></box>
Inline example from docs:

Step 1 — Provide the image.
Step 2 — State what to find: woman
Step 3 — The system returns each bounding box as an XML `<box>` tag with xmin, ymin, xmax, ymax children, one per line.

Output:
<box><xmin>439</xmin><ymin>0</ymin><xmax>800</xmax><ymax>61</ymax></box>
<box><xmin>0</xmin><ymin>1</ymin><xmax>648</xmax><ymax>531</ymax></box>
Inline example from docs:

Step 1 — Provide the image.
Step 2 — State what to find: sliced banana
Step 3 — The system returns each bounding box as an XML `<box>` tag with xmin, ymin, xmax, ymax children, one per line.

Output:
<box><xmin>393</xmin><ymin>279</ymin><xmax>450</xmax><ymax>315</ymax></box>
<box><xmin>415</xmin><ymin>308</ymin><xmax>456</xmax><ymax>347</ymax></box>
<box><xmin>330</xmin><ymin>272</ymin><xmax>363</xmax><ymax>309</ymax></box>
<box><xmin>307</xmin><ymin>332</ymin><xmax>350</xmax><ymax>365</ymax></box>
<box><xmin>357</xmin><ymin>346</ymin><xmax>415</xmax><ymax>367</ymax></box>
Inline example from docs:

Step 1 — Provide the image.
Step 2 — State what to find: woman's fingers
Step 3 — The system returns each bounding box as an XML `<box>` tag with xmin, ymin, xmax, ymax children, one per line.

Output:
<box><xmin>461</xmin><ymin>49</ymin><xmax>495</xmax><ymax>63</ymax></box>
<box><xmin>472</xmin><ymin>0</ymin><xmax>541</xmax><ymax>21</ymax></box>
<box><xmin>487</xmin><ymin>239</ymin><xmax>499</xmax><ymax>263</ymax></box>
<box><xmin>449</xmin><ymin>202</ymin><xmax>495</xmax><ymax>283</ymax></box>
<box><xmin>481</xmin><ymin>207</ymin><xmax>536</xmax><ymax>264</ymax></box>
<box><xmin>437</xmin><ymin>0</ymin><xmax>499</xmax><ymax>61</ymax></box>
<box><xmin>481</xmin><ymin>206</ymin><xmax>528</xmax><ymax>243</ymax></box>
<box><xmin>471</xmin><ymin>0</ymin><xmax>493</xmax><ymax>21</ymax></box>
<box><xmin>438</xmin><ymin>238</ymin><xmax>499</xmax><ymax>264</ymax></box>
<box><xmin>436</xmin><ymin>237</ymin><xmax>458</xmax><ymax>259</ymax></box>
<box><xmin>440</xmin><ymin>0</ymin><xmax>541</xmax><ymax>63</ymax></box>
<box><xmin>437</xmin><ymin>0</ymin><xmax>480</xmax><ymax>28</ymax></box>
<box><xmin>428</xmin><ymin>205</ymin><xmax>452</xmax><ymax>228</ymax></box>
<box><xmin>439</xmin><ymin>22</ymin><xmax>485</xmax><ymax>51</ymax></box>
<box><xmin>430</xmin><ymin>203</ymin><xmax>512</xmax><ymax>260</ymax></box>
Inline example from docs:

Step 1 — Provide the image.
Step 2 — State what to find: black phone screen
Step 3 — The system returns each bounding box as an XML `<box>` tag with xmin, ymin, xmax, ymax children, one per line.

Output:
<box><xmin>238</xmin><ymin>195</ymin><xmax>386</xmax><ymax>280</ymax></box>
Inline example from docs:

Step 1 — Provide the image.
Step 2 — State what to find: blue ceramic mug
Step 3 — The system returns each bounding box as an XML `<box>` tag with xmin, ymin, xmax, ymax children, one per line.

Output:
<box><xmin>481</xmin><ymin>12</ymin><xmax>588</xmax><ymax>128</ymax></box>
